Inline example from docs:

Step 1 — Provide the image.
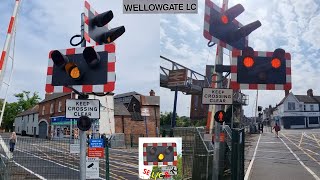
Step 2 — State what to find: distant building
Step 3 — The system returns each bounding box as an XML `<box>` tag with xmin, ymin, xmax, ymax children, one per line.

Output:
<box><xmin>273</xmin><ymin>89</ymin><xmax>320</xmax><ymax>129</ymax></box>
<box><xmin>14</xmin><ymin>105</ymin><xmax>39</xmax><ymax>136</ymax></box>
<box><xmin>114</xmin><ymin>90</ymin><xmax>160</xmax><ymax>145</ymax></box>
<box><xmin>38</xmin><ymin>93</ymin><xmax>74</xmax><ymax>139</ymax></box>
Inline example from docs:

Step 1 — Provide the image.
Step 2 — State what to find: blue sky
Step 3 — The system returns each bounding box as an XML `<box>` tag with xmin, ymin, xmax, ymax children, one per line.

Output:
<box><xmin>0</xmin><ymin>0</ymin><xmax>159</xmax><ymax>102</ymax></box>
<box><xmin>160</xmin><ymin>0</ymin><xmax>320</xmax><ymax>117</ymax></box>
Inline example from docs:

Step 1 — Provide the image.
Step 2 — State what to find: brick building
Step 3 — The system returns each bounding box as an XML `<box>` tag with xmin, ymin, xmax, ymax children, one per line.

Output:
<box><xmin>38</xmin><ymin>93</ymin><xmax>75</xmax><ymax>139</ymax></box>
<box><xmin>114</xmin><ymin>90</ymin><xmax>160</xmax><ymax>145</ymax></box>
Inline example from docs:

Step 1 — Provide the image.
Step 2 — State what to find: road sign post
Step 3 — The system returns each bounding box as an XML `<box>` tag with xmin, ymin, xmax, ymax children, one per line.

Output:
<box><xmin>141</xmin><ymin>107</ymin><xmax>150</xmax><ymax>137</ymax></box>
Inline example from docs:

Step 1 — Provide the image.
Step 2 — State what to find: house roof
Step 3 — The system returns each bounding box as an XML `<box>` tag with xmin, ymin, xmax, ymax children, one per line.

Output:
<box><xmin>40</xmin><ymin>93</ymin><xmax>70</xmax><ymax>103</ymax></box>
<box><xmin>114</xmin><ymin>103</ymin><xmax>131</xmax><ymax>116</ymax></box>
<box><xmin>295</xmin><ymin>95</ymin><xmax>319</xmax><ymax>103</ymax></box>
<box><xmin>114</xmin><ymin>91</ymin><xmax>141</xmax><ymax>99</ymax></box>
<box><xmin>16</xmin><ymin>105</ymin><xmax>39</xmax><ymax>117</ymax></box>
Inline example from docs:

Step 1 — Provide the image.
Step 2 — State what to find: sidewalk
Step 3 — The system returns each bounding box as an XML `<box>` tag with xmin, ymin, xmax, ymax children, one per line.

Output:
<box><xmin>245</xmin><ymin>131</ymin><xmax>316</xmax><ymax>180</ymax></box>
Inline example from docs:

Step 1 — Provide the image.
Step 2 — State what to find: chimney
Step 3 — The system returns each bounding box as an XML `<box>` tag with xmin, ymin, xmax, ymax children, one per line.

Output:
<box><xmin>285</xmin><ymin>90</ymin><xmax>289</xmax><ymax>96</ymax></box>
<box><xmin>149</xmin><ymin>89</ymin><xmax>155</xmax><ymax>96</ymax></box>
<box><xmin>307</xmin><ymin>89</ymin><xmax>313</xmax><ymax>97</ymax></box>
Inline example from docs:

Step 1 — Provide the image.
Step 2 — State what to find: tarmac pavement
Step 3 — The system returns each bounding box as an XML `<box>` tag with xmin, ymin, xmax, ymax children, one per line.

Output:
<box><xmin>244</xmin><ymin>128</ymin><xmax>320</xmax><ymax>180</ymax></box>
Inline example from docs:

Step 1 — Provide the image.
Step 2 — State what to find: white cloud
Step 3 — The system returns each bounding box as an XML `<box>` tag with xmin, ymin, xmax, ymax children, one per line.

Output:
<box><xmin>302</xmin><ymin>15</ymin><xmax>320</xmax><ymax>49</ymax></box>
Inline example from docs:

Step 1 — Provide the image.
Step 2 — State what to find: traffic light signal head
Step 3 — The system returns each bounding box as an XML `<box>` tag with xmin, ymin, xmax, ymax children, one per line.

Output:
<box><xmin>77</xmin><ymin>116</ymin><xmax>92</xmax><ymax>131</ymax></box>
<box><xmin>46</xmin><ymin>44</ymin><xmax>116</xmax><ymax>93</ymax></box>
<box><xmin>230</xmin><ymin>47</ymin><xmax>292</xmax><ymax>90</ymax></box>
<box><xmin>84</xmin><ymin>1</ymin><xmax>125</xmax><ymax>45</ymax></box>
<box><xmin>204</xmin><ymin>0</ymin><xmax>261</xmax><ymax>50</ymax></box>
<box><xmin>143</xmin><ymin>143</ymin><xmax>177</xmax><ymax>166</ymax></box>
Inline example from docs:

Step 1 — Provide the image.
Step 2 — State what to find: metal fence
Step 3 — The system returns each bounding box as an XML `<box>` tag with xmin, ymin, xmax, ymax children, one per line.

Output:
<box><xmin>0</xmin><ymin>133</ymin><xmax>109</xmax><ymax>180</ymax></box>
<box><xmin>173</xmin><ymin>127</ymin><xmax>216</xmax><ymax>180</ymax></box>
<box><xmin>0</xmin><ymin>135</ymin><xmax>79</xmax><ymax>179</ymax></box>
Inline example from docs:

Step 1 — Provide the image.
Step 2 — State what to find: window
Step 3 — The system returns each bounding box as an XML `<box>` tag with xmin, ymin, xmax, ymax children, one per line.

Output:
<box><xmin>304</xmin><ymin>105</ymin><xmax>306</xmax><ymax>111</ymax></box>
<box><xmin>50</xmin><ymin>103</ymin><xmax>54</xmax><ymax>114</ymax></box>
<box><xmin>288</xmin><ymin>102</ymin><xmax>295</xmax><ymax>110</ymax></box>
<box><xmin>58</xmin><ymin>101</ymin><xmax>62</xmax><ymax>112</ymax></box>
<box><xmin>42</xmin><ymin>106</ymin><xmax>45</xmax><ymax>115</ymax></box>
<box><xmin>310</xmin><ymin>105</ymin><xmax>314</xmax><ymax>111</ymax></box>
<box><xmin>28</xmin><ymin>116</ymin><xmax>29</xmax><ymax>123</ymax></box>
<box><xmin>27</xmin><ymin>127</ymin><xmax>28</xmax><ymax>133</ymax></box>
<box><xmin>33</xmin><ymin>114</ymin><xmax>34</xmax><ymax>122</ymax></box>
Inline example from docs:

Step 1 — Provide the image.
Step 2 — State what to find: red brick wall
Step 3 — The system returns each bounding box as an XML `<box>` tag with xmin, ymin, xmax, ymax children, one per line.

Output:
<box><xmin>114</xmin><ymin>105</ymin><xmax>160</xmax><ymax>145</ymax></box>
<box><xmin>38</xmin><ymin>94</ymin><xmax>73</xmax><ymax>138</ymax></box>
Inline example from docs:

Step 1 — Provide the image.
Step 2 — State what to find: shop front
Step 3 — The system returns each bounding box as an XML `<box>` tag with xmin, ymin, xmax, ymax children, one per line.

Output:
<box><xmin>51</xmin><ymin>116</ymin><xmax>79</xmax><ymax>139</ymax></box>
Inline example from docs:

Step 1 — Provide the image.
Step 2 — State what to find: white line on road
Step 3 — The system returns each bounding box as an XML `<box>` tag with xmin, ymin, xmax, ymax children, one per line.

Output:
<box><xmin>13</xmin><ymin>160</ymin><xmax>47</xmax><ymax>180</ymax></box>
<box><xmin>0</xmin><ymin>154</ymin><xmax>47</xmax><ymax>180</ymax></box>
<box><xmin>244</xmin><ymin>134</ymin><xmax>261</xmax><ymax>180</ymax></box>
<box><xmin>279</xmin><ymin>135</ymin><xmax>320</xmax><ymax>180</ymax></box>
<box><xmin>299</xmin><ymin>132</ymin><xmax>303</xmax><ymax>147</ymax></box>
<box><xmin>259</xmin><ymin>141</ymin><xmax>282</xmax><ymax>144</ymax></box>
<box><xmin>17</xmin><ymin>149</ymin><xmax>79</xmax><ymax>171</ymax></box>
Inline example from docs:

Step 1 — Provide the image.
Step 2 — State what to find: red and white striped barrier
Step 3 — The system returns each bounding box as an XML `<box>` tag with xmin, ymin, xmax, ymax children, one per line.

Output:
<box><xmin>0</xmin><ymin>0</ymin><xmax>21</xmax><ymax>90</ymax></box>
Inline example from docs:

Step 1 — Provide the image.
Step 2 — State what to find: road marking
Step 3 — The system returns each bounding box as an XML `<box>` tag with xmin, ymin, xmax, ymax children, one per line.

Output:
<box><xmin>280</xmin><ymin>134</ymin><xmax>320</xmax><ymax>180</ymax></box>
<box><xmin>305</xmin><ymin>148</ymin><xmax>320</xmax><ymax>156</ymax></box>
<box><xmin>244</xmin><ymin>134</ymin><xmax>261</xmax><ymax>180</ymax></box>
<box><xmin>282</xmin><ymin>134</ymin><xmax>320</xmax><ymax>166</ymax></box>
<box><xmin>17</xmin><ymin>148</ymin><xmax>79</xmax><ymax>171</ymax></box>
<box><xmin>299</xmin><ymin>132</ymin><xmax>304</xmax><ymax>147</ymax></box>
<box><xmin>0</xmin><ymin>154</ymin><xmax>47</xmax><ymax>180</ymax></box>
<box><xmin>259</xmin><ymin>141</ymin><xmax>282</xmax><ymax>144</ymax></box>
<box><xmin>312</xmin><ymin>134</ymin><xmax>320</xmax><ymax>148</ymax></box>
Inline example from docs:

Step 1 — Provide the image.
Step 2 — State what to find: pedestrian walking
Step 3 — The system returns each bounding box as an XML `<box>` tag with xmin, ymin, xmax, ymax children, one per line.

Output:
<box><xmin>9</xmin><ymin>132</ymin><xmax>17</xmax><ymax>152</ymax></box>
<box><xmin>273</xmin><ymin>123</ymin><xmax>280</xmax><ymax>138</ymax></box>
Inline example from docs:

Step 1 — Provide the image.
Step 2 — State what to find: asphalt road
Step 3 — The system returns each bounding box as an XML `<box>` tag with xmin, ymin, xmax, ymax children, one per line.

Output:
<box><xmin>246</xmin><ymin>128</ymin><xmax>320</xmax><ymax>180</ymax></box>
<box><xmin>0</xmin><ymin>133</ymin><xmax>139</xmax><ymax>180</ymax></box>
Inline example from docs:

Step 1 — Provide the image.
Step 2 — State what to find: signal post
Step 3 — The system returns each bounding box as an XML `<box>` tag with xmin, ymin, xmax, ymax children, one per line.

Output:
<box><xmin>45</xmin><ymin>1</ymin><xmax>125</xmax><ymax>179</ymax></box>
<box><xmin>203</xmin><ymin>0</ymin><xmax>262</xmax><ymax>179</ymax></box>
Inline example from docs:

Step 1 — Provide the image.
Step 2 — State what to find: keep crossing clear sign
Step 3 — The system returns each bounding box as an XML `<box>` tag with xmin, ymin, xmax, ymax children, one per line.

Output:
<box><xmin>202</xmin><ymin>88</ymin><xmax>233</xmax><ymax>105</ymax></box>
<box><xmin>66</xmin><ymin>99</ymin><xmax>100</xmax><ymax>119</ymax></box>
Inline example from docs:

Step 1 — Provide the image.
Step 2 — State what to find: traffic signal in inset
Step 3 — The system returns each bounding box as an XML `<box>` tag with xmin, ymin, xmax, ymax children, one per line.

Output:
<box><xmin>204</xmin><ymin>1</ymin><xmax>261</xmax><ymax>50</ymax></box>
<box><xmin>230</xmin><ymin>47</ymin><xmax>292</xmax><ymax>90</ymax></box>
<box><xmin>84</xmin><ymin>1</ymin><xmax>125</xmax><ymax>45</ymax></box>
<box><xmin>143</xmin><ymin>143</ymin><xmax>177</xmax><ymax>166</ymax></box>
<box><xmin>45</xmin><ymin>44</ymin><xmax>116</xmax><ymax>93</ymax></box>
<box><xmin>77</xmin><ymin>116</ymin><xmax>92</xmax><ymax>131</ymax></box>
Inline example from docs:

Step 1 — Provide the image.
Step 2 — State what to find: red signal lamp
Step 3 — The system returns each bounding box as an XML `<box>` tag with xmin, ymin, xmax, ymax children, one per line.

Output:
<box><xmin>221</xmin><ymin>15</ymin><xmax>229</xmax><ymax>24</ymax></box>
<box><xmin>271</xmin><ymin>58</ymin><xmax>281</xmax><ymax>68</ymax></box>
<box><xmin>243</xmin><ymin>57</ymin><xmax>254</xmax><ymax>68</ymax></box>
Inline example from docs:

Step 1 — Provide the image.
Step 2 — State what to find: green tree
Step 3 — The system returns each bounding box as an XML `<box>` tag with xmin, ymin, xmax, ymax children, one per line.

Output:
<box><xmin>1</xmin><ymin>91</ymin><xmax>41</xmax><ymax>131</ymax></box>
<box><xmin>176</xmin><ymin>116</ymin><xmax>191</xmax><ymax>127</ymax></box>
<box><xmin>160</xmin><ymin>112</ymin><xmax>174</xmax><ymax>126</ymax></box>
<box><xmin>14</xmin><ymin>91</ymin><xmax>41</xmax><ymax>111</ymax></box>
